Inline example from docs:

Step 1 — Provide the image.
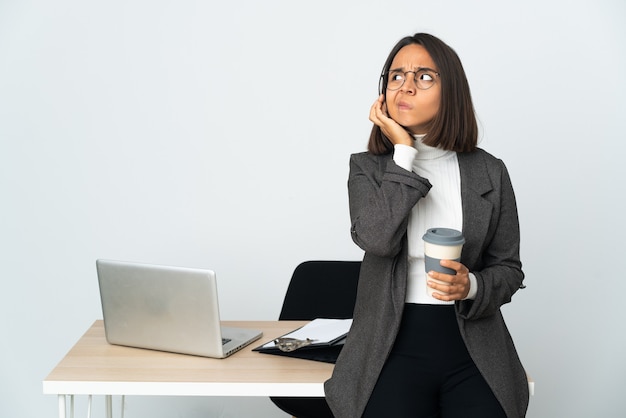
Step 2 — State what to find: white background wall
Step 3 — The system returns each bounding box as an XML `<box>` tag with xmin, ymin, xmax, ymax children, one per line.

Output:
<box><xmin>1</xmin><ymin>0</ymin><xmax>625</xmax><ymax>417</ymax></box>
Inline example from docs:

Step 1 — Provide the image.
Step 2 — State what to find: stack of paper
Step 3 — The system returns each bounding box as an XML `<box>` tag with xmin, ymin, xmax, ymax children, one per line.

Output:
<box><xmin>259</xmin><ymin>318</ymin><xmax>353</xmax><ymax>349</ymax></box>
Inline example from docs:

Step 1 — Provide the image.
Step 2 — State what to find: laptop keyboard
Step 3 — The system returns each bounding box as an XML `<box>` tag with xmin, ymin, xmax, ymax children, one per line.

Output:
<box><xmin>222</xmin><ymin>338</ymin><xmax>231</xmax><ymax>345</ymax></box>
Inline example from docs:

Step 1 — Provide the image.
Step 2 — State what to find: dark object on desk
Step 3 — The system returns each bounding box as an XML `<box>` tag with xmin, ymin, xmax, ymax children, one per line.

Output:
<box><xmin>270</xmin><ymin>260</ymin><xmax>361</xmax><ymax>418</ymax></box>
<box><xmin>273</xmin><ymin>343</ymin><xmax>344</xmax><ymax>364</ymax></box>
<box><xmin>254</xmin><ymin>322</ymin><xmax>349</xmax><ymax>363</ymax></box>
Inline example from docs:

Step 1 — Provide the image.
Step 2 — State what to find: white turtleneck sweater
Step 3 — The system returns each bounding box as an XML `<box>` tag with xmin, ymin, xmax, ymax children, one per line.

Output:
<box><xmin>393</xmin><ymin>136</ymin><xmax>477</xmax><ymax>304</ymax></box>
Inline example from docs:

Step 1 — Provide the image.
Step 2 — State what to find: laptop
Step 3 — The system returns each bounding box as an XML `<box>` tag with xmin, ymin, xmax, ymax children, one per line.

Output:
<box><xmin>96</xmin><ymin>259</ymin><xmax>263</xmax><ymax>358</ymax></box>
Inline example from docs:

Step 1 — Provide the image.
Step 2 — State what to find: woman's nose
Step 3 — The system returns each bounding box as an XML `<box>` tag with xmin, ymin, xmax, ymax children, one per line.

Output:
<box><xmin>400</xmin><ymin>77</ymin><xmax>416</xmax><ymax>94</ymax></box>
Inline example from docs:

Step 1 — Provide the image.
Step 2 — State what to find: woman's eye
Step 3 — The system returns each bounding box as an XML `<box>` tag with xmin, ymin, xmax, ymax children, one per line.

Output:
<box><xmin>419</xmin><ymin>72</ymin><xmax>434</xmax><ymax>81</ymax></box>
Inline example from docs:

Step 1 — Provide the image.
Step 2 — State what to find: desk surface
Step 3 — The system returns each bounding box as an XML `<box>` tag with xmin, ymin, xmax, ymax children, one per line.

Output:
<box><xmin>43</xmin><ymin>320</ymin><xmax>333</xmax><ymax>397</ymax></box>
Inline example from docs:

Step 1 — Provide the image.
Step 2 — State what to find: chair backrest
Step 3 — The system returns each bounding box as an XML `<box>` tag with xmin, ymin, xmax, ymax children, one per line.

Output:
<box><xmin>278</xmin><ymin>260</ymin><xmax>361</xmax><ymax>320</ymax></box>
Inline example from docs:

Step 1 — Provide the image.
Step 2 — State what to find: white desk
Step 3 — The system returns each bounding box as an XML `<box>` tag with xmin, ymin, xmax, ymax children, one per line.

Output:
<box><xmin>43</xmin><ymin>320</ymin><xmax>331</xmax><ymax>418</ymax></box>
<box><xmin>44</xmin><ymin>320</ymin><xmax>533</xmax><ymax>418</ymax></box>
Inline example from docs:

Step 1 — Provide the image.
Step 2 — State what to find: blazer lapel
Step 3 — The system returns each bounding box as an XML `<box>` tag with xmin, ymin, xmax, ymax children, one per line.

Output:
<box><xmin>458</xmin><ymin>151</ymin><xmax>493</xmax><ymax>268</ymax></box>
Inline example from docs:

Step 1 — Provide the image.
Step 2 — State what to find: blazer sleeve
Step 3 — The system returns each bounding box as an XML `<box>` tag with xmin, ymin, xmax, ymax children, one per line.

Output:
<box><xmin>458</xmin><ymin>159</ymin><xmax>525</xmax><ymax>320</ymax></box>
<box><xmin>348</xmin><ymin>153</ymin><xmax>432</xmax><ymax>258</ymax></box>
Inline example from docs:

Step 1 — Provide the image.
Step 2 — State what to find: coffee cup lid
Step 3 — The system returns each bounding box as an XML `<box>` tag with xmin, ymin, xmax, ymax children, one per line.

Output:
<box><xmin>422</xmin><ymin>228</ymin><xmax>465</xmax><ymax>246</ymax></box>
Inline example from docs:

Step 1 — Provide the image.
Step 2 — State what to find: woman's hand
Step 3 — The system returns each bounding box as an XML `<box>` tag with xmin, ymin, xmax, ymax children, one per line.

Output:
<box><xmin>369</xmin><ymin>95</ymin><xmax>413</xmax><ymax>146</ymax></box>
<box><xmin>427</xmin><ymin>260</ymin><xmax>471</xmax><ymax>301</ymax></box>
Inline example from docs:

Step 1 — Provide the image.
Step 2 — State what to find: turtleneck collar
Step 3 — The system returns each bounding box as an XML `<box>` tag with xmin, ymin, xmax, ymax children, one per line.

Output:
<box><xmin>412</xmin><ymin>134</ymin><xmax>454</xmax><ymax>160</ymax></box>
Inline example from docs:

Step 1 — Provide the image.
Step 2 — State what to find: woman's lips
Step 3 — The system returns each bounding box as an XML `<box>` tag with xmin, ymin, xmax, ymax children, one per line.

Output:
<box><xmin>397</xmin><ymin>101</ymin><xmax>412</xmax><ymax>111</ymax></box>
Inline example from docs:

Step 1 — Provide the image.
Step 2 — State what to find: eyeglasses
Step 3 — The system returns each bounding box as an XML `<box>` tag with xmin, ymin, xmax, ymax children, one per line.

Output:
<box><xmin>380</xmin><ymin>68</ymin><xmax>440</xmax><ymax>92</ymax></box>
<box><xmin>274</xmin><ymin>337</ymin><xmax>316</xmax><ymax>352</ymax></box>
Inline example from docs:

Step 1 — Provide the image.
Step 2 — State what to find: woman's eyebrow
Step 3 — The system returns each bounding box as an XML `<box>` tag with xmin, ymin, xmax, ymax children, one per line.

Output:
<box><xmin>389</xmin><ymin>66</ymin><xmax>437</xmax><ymax>73</ymax></box>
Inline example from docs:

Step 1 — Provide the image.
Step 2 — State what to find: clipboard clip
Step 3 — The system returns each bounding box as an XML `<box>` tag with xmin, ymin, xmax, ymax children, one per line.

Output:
<box><xmin>273</xmin><ymin>337</ymin><xmax>317</xmax><ymax>352</ymax></box>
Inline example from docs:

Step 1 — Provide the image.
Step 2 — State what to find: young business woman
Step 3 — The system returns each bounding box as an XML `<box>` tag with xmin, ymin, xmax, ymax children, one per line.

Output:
<box><xmin>324</xmin><ymin>33</ymin><xmax>529</xmax><ymax>418</ymax></box>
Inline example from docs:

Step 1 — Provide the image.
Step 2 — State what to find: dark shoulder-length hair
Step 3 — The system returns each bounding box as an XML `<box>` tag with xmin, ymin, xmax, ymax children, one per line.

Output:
<box><xmin>368</xmin><ymin>33</ymin><xmax>478</xmax><ymax>155</ymax></box>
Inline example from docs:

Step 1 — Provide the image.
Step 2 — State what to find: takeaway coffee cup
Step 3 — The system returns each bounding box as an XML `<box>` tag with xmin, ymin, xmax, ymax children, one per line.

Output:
<box><xmin>423</xmin><ymin>228</ymin><xmax>465</xmax><ymax>297</ymax></box>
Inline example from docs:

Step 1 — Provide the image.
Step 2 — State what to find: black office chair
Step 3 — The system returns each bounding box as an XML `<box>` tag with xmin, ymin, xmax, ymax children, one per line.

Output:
<box><xmin>270</xmin><ymin>260</ymin><xmax>361</xmax><ymax>418</ymax></box>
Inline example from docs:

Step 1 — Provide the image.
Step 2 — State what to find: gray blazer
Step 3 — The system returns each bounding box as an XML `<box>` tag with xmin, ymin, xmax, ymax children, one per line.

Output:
<box><xmin>324</xmin><ymin>149</ymin><xmax>529</xmax><ymax>418</ymax></box>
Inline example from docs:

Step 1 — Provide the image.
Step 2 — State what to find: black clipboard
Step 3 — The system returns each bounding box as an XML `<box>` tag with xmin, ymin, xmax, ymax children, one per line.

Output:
<box><xmin>252</xmin><ymin>320</ymin><xmax>350</xmax><ymax>364</ymax></box>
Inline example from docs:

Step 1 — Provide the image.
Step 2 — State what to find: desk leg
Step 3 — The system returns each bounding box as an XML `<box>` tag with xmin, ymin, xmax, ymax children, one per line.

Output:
<box><xmin>57</xmin><ymin>395</ymin><xmax>66</xmax><ymax>418</ymax></box>
<box><xmin>105</xmin><ymin>395</ymin><xmax>112</xmax><ymax>418</ymax></box>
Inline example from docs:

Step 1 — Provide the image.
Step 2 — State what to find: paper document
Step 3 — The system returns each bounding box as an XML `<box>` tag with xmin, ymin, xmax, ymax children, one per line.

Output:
<box><xmin>261</xmin><ymin>318</ymin><xmax>352</xmax><ymax>349</ymax></box>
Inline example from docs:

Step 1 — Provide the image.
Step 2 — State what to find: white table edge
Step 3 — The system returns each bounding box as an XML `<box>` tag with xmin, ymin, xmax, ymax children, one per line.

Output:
<box><xmin>42</xmin><ymin>380</ymin><xmax>326</xmax><ymax>397</ymax></box>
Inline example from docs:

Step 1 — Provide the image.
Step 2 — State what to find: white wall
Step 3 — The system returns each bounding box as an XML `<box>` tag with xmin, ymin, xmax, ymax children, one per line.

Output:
<box><xmin>1</xmin><ymin>0</ymin><xmax>625</xmax><ymax>417</ymax></box>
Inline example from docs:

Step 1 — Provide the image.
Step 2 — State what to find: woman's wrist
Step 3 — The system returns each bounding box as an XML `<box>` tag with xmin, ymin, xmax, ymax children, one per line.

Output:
<box><xmin>392</xmin><ymin>144</ymin><xmax>417</xmax><ymax>171</ymax></box>
<box><xmin>463</xmin><ymin>273</ymin><xmax>478</xmax><ymax>300</ymax></box>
